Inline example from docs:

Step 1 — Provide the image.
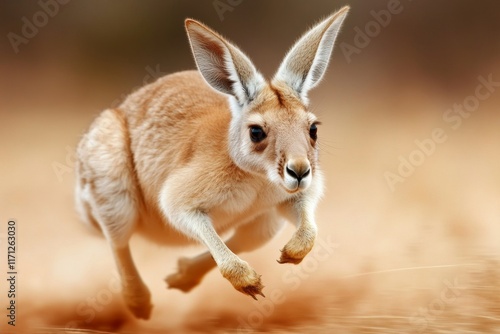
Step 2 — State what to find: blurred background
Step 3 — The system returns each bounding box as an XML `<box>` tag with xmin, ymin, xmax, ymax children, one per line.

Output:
<box><xmin>1</xmin><ymin>0</ymin><xmax>500</xmax><ymax>333</ymax></box>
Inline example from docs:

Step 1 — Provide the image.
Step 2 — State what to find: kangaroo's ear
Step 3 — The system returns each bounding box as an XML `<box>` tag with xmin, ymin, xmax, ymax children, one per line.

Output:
<box><xmin>185</xmin><ymin>19</ymin><xmax>265</xmax><ymax>107</ymax></box>
<box><xmin>273</xmin><ymin>6</ymin><xmax>349</xmax><ymax>104</ymax></box>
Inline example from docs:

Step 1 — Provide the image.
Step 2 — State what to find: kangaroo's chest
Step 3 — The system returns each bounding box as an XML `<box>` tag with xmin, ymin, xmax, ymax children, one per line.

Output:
<box><xmin>209</xmin><ymin>181</ymin><xmax>290</xmax><ymax>230</ymax></box>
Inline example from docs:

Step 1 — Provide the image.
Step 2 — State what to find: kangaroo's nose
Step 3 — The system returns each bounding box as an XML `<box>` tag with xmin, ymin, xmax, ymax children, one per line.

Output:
<box><xmin>286</xmin><ymin>161</ymin><xmax>311</xmax><ymax>183</ymax></box>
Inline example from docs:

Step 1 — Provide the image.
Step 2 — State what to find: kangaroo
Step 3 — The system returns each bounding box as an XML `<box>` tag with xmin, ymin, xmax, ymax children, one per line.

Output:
<box><xmin>75</xmin><ymin>6</ymin><xmax>349</xmax><ymax>320</ymax></box>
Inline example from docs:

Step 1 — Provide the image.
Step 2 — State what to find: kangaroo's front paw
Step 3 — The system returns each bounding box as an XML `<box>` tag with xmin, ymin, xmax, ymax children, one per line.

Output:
<box><xmin>278</xmin><ymin>232</ymin><xmax>316</xmax><ymax>264</ymax></box>
<box><xmin>221</xmin><ymin>260</ymin><xmax>265</xmax><ymax>300</ymax></box>
<box><xmin>165</xmin><ymin>257</ymin><xmax>201</xmax><ymax>292</ymax></box>
<box><xmin>123</xmin><ymin>283</ymin><xmax>153</xmax><ymax>320</ymax></box>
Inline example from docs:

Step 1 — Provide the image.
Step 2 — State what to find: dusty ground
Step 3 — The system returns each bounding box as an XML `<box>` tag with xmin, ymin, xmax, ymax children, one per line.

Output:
<box><xmin>1</xmin><ymin>69</ymin><xmax>500</xmax><ymax>333</ymax></box>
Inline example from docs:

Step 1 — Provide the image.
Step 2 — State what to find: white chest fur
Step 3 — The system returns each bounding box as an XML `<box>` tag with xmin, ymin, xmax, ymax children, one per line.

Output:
<box><xmin>209</xmin><ymin>178</ymin><xmax>293</xmax><ymax>230</ymax></box>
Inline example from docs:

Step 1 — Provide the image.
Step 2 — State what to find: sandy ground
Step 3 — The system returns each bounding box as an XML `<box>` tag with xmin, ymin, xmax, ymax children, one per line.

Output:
<box><xmin>1</xmin><ymin>76</ymin><xmax>500</xmax><ymax>334</ymax></box>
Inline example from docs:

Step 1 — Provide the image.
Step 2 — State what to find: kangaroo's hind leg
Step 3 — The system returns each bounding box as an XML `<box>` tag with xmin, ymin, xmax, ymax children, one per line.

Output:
<box><xmin>166</xmin><ymin>209</ymin><xmax>284</xmax><ymax>293</ymax></box>
<box><xmin>76</xmin><ymin>109</ymin><xmax>152</xmax><ymax>319</ymax></box>
<box><xmin>110</xmin><ymin>243</ymin><xmax>152</xmax><ymax>319</ymax></box>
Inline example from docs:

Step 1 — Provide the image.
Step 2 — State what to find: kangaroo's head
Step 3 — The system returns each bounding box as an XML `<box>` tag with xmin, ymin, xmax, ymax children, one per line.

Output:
<box><xmin>185</xmin><ymin>6</ymin><xmax>349</xmax><ymax>194</ymax></box>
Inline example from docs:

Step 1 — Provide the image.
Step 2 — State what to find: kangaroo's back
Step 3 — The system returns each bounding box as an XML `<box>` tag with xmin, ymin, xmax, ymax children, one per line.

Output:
<box><xmin>121</xmin><ymin>70</ymin><xmax>232</xmax><ymax>206</ymax></box>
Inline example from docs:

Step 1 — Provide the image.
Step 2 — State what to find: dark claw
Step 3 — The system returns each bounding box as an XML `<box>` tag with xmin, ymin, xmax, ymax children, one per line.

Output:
<box><xmin>278</xmin><ymin>251</ymin><xmax>304</xmax><ymax>265</ymax></box>
<box><xmin>242</xmin><ymin>282</ymin><xmax>265</xmax><ymax>300</ymax></box>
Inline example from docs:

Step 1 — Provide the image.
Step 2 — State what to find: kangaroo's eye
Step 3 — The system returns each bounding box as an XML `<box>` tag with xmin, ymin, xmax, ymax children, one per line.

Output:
<box><xmin>250</xmin><ymin>126</ymin><xmax>266</xmax><ymax>143</ymax></box>
<box><xmin>309</xmin><ymin>124</ymin><xmax>318</xmax><ymax>140</ymax></box>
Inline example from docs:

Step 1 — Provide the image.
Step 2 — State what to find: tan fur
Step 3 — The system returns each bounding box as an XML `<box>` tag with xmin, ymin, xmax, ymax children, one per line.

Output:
<box><xmin>76</xmin><ymin>6</ymin><xmax>349</xmax><ymax>319</ymax></box>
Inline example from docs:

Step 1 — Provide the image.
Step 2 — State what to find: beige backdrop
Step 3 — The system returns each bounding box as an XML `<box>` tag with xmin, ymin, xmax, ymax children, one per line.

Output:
<box><xmin>1</xmin><ymin>1</ymin><xmax>500</xmax><ymax>333</ymax></box>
